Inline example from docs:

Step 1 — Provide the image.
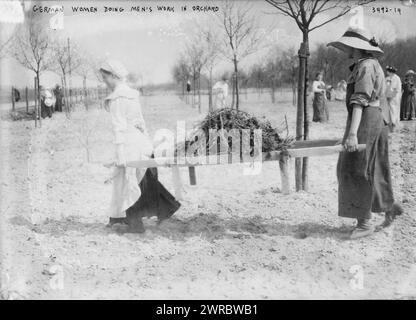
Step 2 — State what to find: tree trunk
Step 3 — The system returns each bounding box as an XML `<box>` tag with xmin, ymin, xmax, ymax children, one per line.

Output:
<box><xmin>233</xmin><ymin>56</ymin><xmax>239</xmax><ymax>111</ymax></box>
<box><xmin>198</xmin><ymin>70</ymin><xmax>201</xmax><ymax>113</ymax></box>
<box><xmin>295</xmin><ymin>42</ymin><xmax>306</xmax><ymax>191</ymax></box>
<box><xmin>193</xmin><ymin>72</ymin><xmax>196</xmax><ymax>108</ymax></box>
<box><xmin>302</xmin><ymin>32</ymin><xmax>310</xmax><ymax>192</ymax></box>
<box><xmin>36</xmin><ymin>70</ymin><xmax>41</xmax><ymax>127</ymax></box>
<box><xmin>208</xmin><ymin>68</ymin><xmax>213</xmax><ymax>113</ymax></box>
<box><xmin>83</xmin><ymin>76</ymin><xmax>88</xmax><ymax>111</ymax></box>
<box><xmin>231</xmin><ymin>73</ymin><xmax>235</xmax><ymax>109</ymax></box>
<box><xmin>271</xmin><ymin>79</ymin><xmax>276</xmax><ymax>104</ymax></box>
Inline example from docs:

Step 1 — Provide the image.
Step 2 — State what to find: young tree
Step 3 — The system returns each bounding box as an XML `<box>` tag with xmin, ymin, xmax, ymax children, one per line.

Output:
<box><xmin>76</xmin><ymin>55</ymin><xmax>95</xmax><ymax>110</ymax></box>
<box><xmin>196</xmin><ymin>23</ymin><xmax>222</xmax><ymax>112</ymax></box>
<box><xmin>172</xmin><ymin>55</ymin><xmax>191</xmax><ymax>99</ymax></box>
<box><xmin>185</xmin><ymin>39</ymin><xmax>208</xmax><ymax>113</ymax></box>
<box><xmin>217</xmin><ymin>0</ymin><xmax>265</xmax><ymax>110</ymax></box>
<box><xmin>265</xmin><ymin>0</ymin><xmax>374</xmax><ymax>192</ymax></box>
<box><xmin>0</xmin><ymin>24</ymin><xmax>14</xmax><ymax>59</ymax></box>
<box><xmin>10</xmin><ymin>19</ymin><xmax>52</xmax><ymax>87</ymax></box>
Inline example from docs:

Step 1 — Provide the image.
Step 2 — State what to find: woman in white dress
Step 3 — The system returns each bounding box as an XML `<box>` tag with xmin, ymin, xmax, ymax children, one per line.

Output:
<box><xmin>213</xmin><ymin>75</ymin><xmax>229</xmax><ymax>110</ymax></box>
<box><xmin>385</xmin><ymin>66</ymin><xmax>402</xmax><ymax>131</ymax></box>
<box><xmin>100</xmin><ymin>60</ymin><xmax>180</xmax><ymax>233</ymax></box>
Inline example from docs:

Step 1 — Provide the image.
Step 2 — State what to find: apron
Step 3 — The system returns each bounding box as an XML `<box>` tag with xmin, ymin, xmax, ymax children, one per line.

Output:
<box><xmin>312</xmin><ymin>92</ymin><xmax>329</xmax><ymax>122</ymax></box>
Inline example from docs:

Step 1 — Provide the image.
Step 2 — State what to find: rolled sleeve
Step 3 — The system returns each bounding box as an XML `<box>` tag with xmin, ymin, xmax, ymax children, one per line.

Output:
<box><xmin>350</xmin><ymin>65</ymin><xmax>375</xmax><ymax>107</ymax></box>
<box><xmin>109</xmin><ymin>98</ymin><xmax>126</xmax><ymax>145</ymax></box>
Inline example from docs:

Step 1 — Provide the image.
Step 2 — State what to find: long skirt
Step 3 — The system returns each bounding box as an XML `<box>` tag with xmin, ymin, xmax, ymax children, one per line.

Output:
<box><xmin>400</xmin><ymin>91</ymin><xmax>416</xmax><ymax>120</ymax></box>
<box><xmin>312</xmin><ymin>93</ymin><xmax>329</xmax><ymax>122</ymax></box>
<box><xmin>126</xmin><ymin>167</ymin><xmax>181</xmax><ymax>222</ymax></box>
<box><xmin>337</xmin><ymin>106</ymin><xmax>394</xmax><ymax>220</ymax></box>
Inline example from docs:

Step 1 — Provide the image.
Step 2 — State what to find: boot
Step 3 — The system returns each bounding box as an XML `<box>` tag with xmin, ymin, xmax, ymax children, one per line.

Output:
<box><xmin>378</xmin><ymin>202</ymin><xmax>403</xmax><ymax>230</ymax></box>
<box><xmin>106</xmin><ymin>217</ymin><xmax>127</xmax><ymax>228</ymax></box>
<box><xmin>350</xmin><ymin>218</ymin><xmax>374</xmax><ymax>240</ymax></box>
<box><xmin>125</xmin><ymin>217</ymin><xmax>145</xmax><ymax>234</ymax></box>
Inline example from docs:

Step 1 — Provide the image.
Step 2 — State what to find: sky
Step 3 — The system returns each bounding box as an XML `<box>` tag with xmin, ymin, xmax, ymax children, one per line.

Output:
<box><xmin>1</xmin><ymin>0</ymin><xmax>416</xmax><ymax>88</ymax></box>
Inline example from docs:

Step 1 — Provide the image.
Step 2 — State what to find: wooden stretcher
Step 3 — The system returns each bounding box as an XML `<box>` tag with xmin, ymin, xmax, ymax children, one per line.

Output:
<box><xmin>126</xmin><ymin>139</ymin><xmax>366</xmax><ymax>199</ymax></box>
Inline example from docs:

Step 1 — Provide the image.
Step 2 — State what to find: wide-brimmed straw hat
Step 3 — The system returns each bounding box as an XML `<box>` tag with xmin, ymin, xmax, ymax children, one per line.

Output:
<box><xmin>405</xmin><ymin>70</ymin><xmax>415</xmax><ymax>76</ymax></box>
<box><xmin>327</xmin><ymin>27</ymin><xmax>383</xmax><ymax>56</ymax></box>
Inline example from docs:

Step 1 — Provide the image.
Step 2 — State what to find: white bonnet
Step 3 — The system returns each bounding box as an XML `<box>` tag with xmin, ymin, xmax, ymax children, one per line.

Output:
<box><xmin>100</xmin><ymin>59</ymin><xmax>129</xmax><ymax>80</ymax></box>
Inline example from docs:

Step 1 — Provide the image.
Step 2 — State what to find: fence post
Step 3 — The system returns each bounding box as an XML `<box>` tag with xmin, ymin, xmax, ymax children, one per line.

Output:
<box><xmin>11</xmin><ymin>87</ymin><xmax>15</xmax><ymax>111</ymax></box>
<box><xmin>188</xmin><ymin>166</ymin><xmax>196</xmax><ymax>185</ymax></box>
<box><xmin>171</xmin><ymin>166</ymin><xmax>183</xmax><ymax>200</ymax></box>
<box><xmin>279</xmin><ymin>152</ymin><xmax>290</xmax><ymax>195</ymax></box>
<box><xmin>25</xmin><ymin>87</ymin><xmax>29</xmax><ymax>113</ymax></box>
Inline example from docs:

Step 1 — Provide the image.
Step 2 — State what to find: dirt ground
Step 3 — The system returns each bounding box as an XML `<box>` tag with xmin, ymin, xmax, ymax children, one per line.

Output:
<box><xmin>0</xmin><ymin>91</ymin><xmax>415</xmax><ymax>299</ymax></box>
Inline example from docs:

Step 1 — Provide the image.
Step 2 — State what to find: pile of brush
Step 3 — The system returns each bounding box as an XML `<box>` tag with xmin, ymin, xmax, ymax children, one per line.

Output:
<box><xmin>175</xmin><ymin>108</ymin><xmax>294</xmax><ymax>156</ymax></box>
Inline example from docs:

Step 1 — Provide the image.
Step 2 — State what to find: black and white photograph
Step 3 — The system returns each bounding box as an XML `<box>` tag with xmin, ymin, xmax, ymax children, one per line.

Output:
<box><xmin>0</xmin><ymin>0</ymin><xmax>415</xmax><ymax>303</ymax></box>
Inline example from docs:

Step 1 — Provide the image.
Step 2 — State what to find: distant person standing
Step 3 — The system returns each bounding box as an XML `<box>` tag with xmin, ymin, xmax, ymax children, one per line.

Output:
<box><xmin>385</xmin><ymin>66</ymin><xmax>402</xmax><ymax>131</ymax></box>
<box><xmin>13</xmin><ymin>88</ymin><xmax>21</xmax><ymax>102</ymax></box>
<box><xmin>40</xmin><ymin>86</ymin><xmax>54</xmax><ymax>119</ymax></box>
<box><xmin>53</xmin><ymin>85</ymin><xmax>63</xmax><ymax>112</ymax></box>
<box><xmin>186</xmin><ymin>79</ymin><xmax>191</xmax><ymax>104</ymax></box>
<box><xmin>400</xmin><ymin>70</ymin><xmax>416</xmax><ymax>121</ymax></box>
<box><xmin>213</xmin><ymin>75</ymin><xmax>229</xmax><ymax>110</ymax></box>
<box><xmin>334</xmin><ymin>80</ymin><xmax>347</xmax><ymax>101</ymax></box>
<box><xmin>312</xmin><ymin>72</ymin><xmax>329</xmax><ymax>122</ymax></box>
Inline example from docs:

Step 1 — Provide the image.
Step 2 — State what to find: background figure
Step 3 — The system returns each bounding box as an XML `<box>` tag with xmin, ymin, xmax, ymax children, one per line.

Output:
<box><xmin>400</xmin><ymin>70</ymin><xmax>416</xmax><ymax>121</ymax></box>
<box><xmin>40</xmin><ymin>86</ymin><xmax>54</xmax><ymax>119</ymax></box>
<box><xmin>334</xmin><ymin>80</ymin><xmax>347</xmax><ymax>101</ymax></box>
<box><xmin>212</xmin><ymin>75</ymin><xmax>229</xmax><ymax>110</ymax></box>
<box><xmin>13</xmin><ymin>88</ymin><xmax>21</xmax><ymax>102</ymax></box>
<box><xmin>312</xmin><ymin>71</ymin><xmax>329</xmax><ymax>122</ymax></box>
<box><xmin>326</xmin><ymin>85</ymin><xmax>334</xmax><ymax>100</ymax></box>
<box><xmin>384</xmin><ymin>66</ymin><xmax>402</xmax><ymax>131</ymax></box>
<box><xmin>53</xmin><ymin>85</ymin><xmax>63</xmax><ymax>112</ymax></box>
<box><xmin>185</xmin><ymin>79</ymin><xmax>191</xmax><ymax>104</ymax></box>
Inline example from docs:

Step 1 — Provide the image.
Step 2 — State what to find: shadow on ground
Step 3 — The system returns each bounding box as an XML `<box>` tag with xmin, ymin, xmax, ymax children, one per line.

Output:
<box><xmin>9</xmin><ymin>213</ymin><xmax>352</xmax><ymax>241</ymax></box>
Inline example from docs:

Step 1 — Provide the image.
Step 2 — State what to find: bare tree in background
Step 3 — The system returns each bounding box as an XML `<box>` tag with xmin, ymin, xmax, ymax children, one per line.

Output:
<box><xmin>185</xmin><ymin>39</ymin><xmax>208</xmax><ymax>113</ymax></box>
<box><xmin>217</xmin><ymin>0</ymin><xmax>265</xmax><ymax>110</ymax></box>
<box><xmin>10</xmin><ymin>19</ymin><xmax>52</xmax><ymax>87</ymax></box>
<box><xmin>51</xmin><ymin>38</ymin><xmax>82</xmax><ymax>110</ymax></box>
<box><xmin>265</xmin><ymin>0</ymin><xmax>374</xmax><ymax>192</ymax></box>
<box><xmin>172</xmin><ymin>55</ymin><xmax>191</xmax><ymax>99</ymax></box>
<box><xmin>0</xmin><ymin>29</ymin><xmax>14</xmax><ymax>59</ymax></box>
<box><xmin>76</xmin><ymin>55</ymin><xmax>95</xmax><ymax>110</ymax></box>
<box><xmin>196</xmin><ymin>23</ymin><xmax>221</xmax><ymax>112</ymax></box>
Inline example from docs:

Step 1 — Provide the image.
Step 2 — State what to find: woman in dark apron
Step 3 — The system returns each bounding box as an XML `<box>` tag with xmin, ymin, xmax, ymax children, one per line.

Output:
<box><xmin>400</xmin><ymin>70</ymin><xmax>416</xmax><ymax>121</ymax></box>
<box><xmin>328</xmin><ymin>28</ymin><xmax>402</xmax><ymax>239</ymax></box>
<box><xmin>312</xmin><ymin>72</ymin><xmax>329</xmax><ymax>122</ymax></box>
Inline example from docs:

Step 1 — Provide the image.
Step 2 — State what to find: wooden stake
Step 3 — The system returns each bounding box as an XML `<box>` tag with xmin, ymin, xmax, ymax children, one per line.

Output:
<box><xmin>188</xmin><ymin>166</ymin><xmax>196</xmax><ymax>185</ymax></box>
<box><xmin>279</xmin><ymin>153</ymin><xmax>290</xmax><ymax>195</ymax></box>
<box><xmin>25</xmin><ymin>87</ymin><xmax>29</xmax><ymax>113</ymax></box>
<box><xmin>171</xmin><ymin>166</ymin><xmax>183</xmax><ymax>200</ymax></box>
<box><xmin>11</xmin><ymin>87</ymin><xmax>15</xmax><ymax>111</ymax></box>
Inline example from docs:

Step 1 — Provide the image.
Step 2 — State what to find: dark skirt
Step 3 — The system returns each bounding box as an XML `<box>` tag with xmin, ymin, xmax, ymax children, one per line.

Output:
<box><xmin>400</xmin><ymin>90</ymin><xmax>416</xmax><ymax>120</ymax></box>
<box><xmin>312</xmin><ymin>93</ymin><xmax>329</xmax><ymax>122</ymax></box>
<box><xmin>126</xmin><ymin>167</ymin><xmax>181</xmax><ymax>221</ymax></box>
<box><xmin>337</xmin><ymin>105</ymin><xmax>394</xmax><ymax>220</ymax></box>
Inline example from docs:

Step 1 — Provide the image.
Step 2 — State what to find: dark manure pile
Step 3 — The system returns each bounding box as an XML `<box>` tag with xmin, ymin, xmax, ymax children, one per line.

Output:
<box><xmin>175</xmin><ymin>108</ymin><xmax>294</xmax><ymax>157</ymax></box>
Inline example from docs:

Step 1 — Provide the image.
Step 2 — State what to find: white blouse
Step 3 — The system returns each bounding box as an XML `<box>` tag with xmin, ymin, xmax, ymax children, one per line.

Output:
<box><xmin>105</xmin><ymin>83</ymin><xmax>153</xmax><ymax>162</ymax></box>
<box><xmin>312</xmin><ymin>80</ymin><xmax>326</xmax><ymax>94</ymax></box>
